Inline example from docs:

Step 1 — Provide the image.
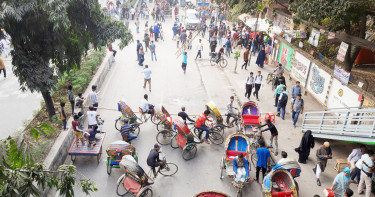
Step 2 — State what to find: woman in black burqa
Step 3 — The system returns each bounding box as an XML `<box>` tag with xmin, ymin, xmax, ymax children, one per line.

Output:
<box><xmin>297</xmin><ymin>130</ymin><xmax>315</xmax><ymax>164</ymax></box>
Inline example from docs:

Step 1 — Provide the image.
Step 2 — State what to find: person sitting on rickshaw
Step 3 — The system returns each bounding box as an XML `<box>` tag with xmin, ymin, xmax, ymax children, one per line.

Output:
<box><xmin>195</xmin><ymin>110</ymin><xmax>211</xmax><ymax>144</ymax></box>
<box><xmin>147</xmin><ymin>144</ymin><xmax>164</xmax><ymax>177</ymax></box>
<box><xmin>233</xmin><ymin>153</ymin><xmax>250</xmax><ymax>182</ymax></box>
<box><xmin>140</xmin><ymin>94</ymin><xmax>154</xmax><ymax>115</ymax></box>
<box><xmin>121</xmin><ymin>124</ymin><xmax>137</xmax><ymax>143</ymax></box>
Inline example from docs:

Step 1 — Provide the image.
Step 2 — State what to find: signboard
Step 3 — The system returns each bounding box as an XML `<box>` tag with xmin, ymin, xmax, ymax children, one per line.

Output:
<box><xmin>277</xmin><ymin>42</ymin><xmax>295</xmax><ymax>71</ymax></box>
<box><xmin>337</xmin><ymin>42</ymin><xmax>349</xmax><ymax>62</ymax></box>
<box><xmin>308</xmin><ymin>28</ymin><xmax>320</xmax><ymax>47</ymax></box>
<box><xmin>306</xmin><ymin>63</ymin><xmax>332</xmax><ymax>105</ymax></box>
<box><xmin>291</xmin><ymin>52</ymin><xmax>311</xmax><ymax>87</ymax></box>
<box><xmin>285</xmin><ymin>30</ymin><xmax>307</xmax><ymax>38</ymax></box>
<box><xmin>326</xmin><ymin>78</ymin><xmax>361</xmax><ymax>109</ymax></box>
<box><xmin>333</xmin><ymin>64</ymin><xmax>350</xmax><ymax>85</ymax></box>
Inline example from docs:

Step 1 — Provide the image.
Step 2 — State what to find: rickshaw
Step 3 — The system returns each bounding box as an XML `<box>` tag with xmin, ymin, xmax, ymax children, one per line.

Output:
<box><xmin>241</xmin><ymin>101</ymin><xmax>261</xmax><ymax>137</ymax></box>
<box><xmin>106</xmin><ymin>141</ymin><xmax>138</xmax><ymax>175</ymax></box>
<box><xmin>262</xmin><ymin>169</ymin><xmax>298</xmax><ymax>197</ymax></box>
<box><xmin>116</xmin><ymin>155</ymin><xmax>153</xmax><ymax>197</ymax></box>
<box><xmin>115</xmin><ymin>99</ymin><xmax>141</xmax><ymax>134</ymax></box>
<box><xmin>155</xmin><ymin>105</ymin><xmax>175</xmax><ymax>145</ymax></box>
<box><xmin>170</xmin><ymin>119</ymin><xmax>200</xmax><ymax>160</ymax></box>
<box><xmin>206</xmin><ymin>101</ymin><xmax>225</xmax><ymax>134</ymax></box>
<box><xmin>219</xmin><ymin>133</ymin><xmax>251</xmax><ymax>197</ymax></box>
<box><xmin>194</xmin><ymin>191</ymin><xmax>230</xmax><ymax>197</ymax></box>
<box><xmin>271</xmin><ymin>158</ymin><xmax>301</xmax><ymax>194</ymax></box>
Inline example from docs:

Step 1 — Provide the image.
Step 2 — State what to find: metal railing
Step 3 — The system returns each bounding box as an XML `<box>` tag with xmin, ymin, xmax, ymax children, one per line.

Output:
<box><xmin>301</xmin><ymin>108</ymin><xmax>375</xmax><ymax>142</ymax></box>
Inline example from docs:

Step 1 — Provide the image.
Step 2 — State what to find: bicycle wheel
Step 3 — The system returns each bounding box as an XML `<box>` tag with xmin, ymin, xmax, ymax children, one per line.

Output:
<box><xmin>156</xmin><ymin>130</ymin><xmax>173</xmax><ymax>145</ymax></box>
<box><xmin>209</xmin><ymin>131</ymin><xmax>224</xmax><ymax>145</ymax></box>
<box><xmin>213</xmin><ymin>126</ymin><xmax>224</xmax><ymax>135</ymax></box>
<box><xmin>159</xmin><ymin>162</ymin><xmax>178</xmax><ymax>176</ymax></box>
<box><xmin>156</xmin><ymin>121</ymin><xmax>164</xmax><ymax>131</ymax></box>
<box><xmin>138</xmin><ymin>188</ymin><xmax>153</xmax><ymax>197</ymax></box>
<box><xmin>182</xmin><ymin>144</ymin><xmax>197</xmax><ymax>160</ymax></box>
<box><xmin>150</xmin><ymin>114</ymin><xmax>158</xmax><ymax>125</ymax></box>
<box><xmin>219</xmin><ymin>59</ymin><xmax>228</xmax><ymax>68</ymax></box>
<box><xmin>116</xmin><ymin>174</ymin><xmax>129</xmax><ymax>196</ymax></box>
<box><xmin>170</xmin><ymin>135</ymin><xmax>179</xmax><ymax>148</ymax></box>
<box><xmin>251</xmin><ymin>153</ymin><xmax>258</xmax><ymax>167</ymax></box>
<box><xmin>131</xmin><ymin>124</ymin><xmax>140</xmax><ymax>136</ymax></box>
<box><xmin>210</xmin><ymin>58</ymin><xmax>216</xmax><ymax>66</ymax></box>
<box><xmin>115</xmin><ymin>118</ymin><xmax>122</xmax><ymax>131</ymax></box>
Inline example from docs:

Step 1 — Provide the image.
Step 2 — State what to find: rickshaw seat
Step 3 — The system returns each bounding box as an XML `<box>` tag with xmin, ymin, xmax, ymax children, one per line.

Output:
<box><xmin>124</xmin><ymin>176</ymin><xmax>142</xmax><ymax>194</ymax></box>
<box><xmin>226</xmin><ymin>150</ymin><xmax>247</xmax><ymax>161</ymax></box>
<box><xmin>242</xmin><ymin>115</ymin><xmax>260</xmax><ymax>125</ymax></box>
<box><xmin>270</xmin><ymin>191</ymin><xmax>293</xmax><ymax>197</ymax></box>
<box><xmin>139</xmin><ymin>107</ymin><xmax>146</xmax><ymax>114</ymax></box>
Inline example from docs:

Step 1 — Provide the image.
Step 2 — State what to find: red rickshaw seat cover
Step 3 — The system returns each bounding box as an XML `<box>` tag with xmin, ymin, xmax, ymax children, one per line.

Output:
<box><xmin>177</xmin><ymin>134</ymin><xmax>187</xmax><ymax>147</ymax></box>
<box><xmin>242</xmin><ymin>115</ymin><xmax>260</xmax><ymax>125</ymax></box>
<box><xmin>124</xmin><ymin>176</ymin><xmax>141</xmax><ymax>194</ymax></box>
<box><xmin>226</xmin><ymin>150</ymin><xmax>247</xmax><ymax>160</ymax></box>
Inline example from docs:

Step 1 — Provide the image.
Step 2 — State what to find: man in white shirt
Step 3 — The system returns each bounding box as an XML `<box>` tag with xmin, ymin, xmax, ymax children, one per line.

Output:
<box><xmin>130</xmin><ymin>7</ymin><xmax>135</xmax><ymax>20</ymax></box>
<box><xmin>142</xmin><ymin>65</ymin><xmax>152</xmax><ymax>92</ymax></box>
<box><xmin>140</xmin><ymin>94</ymin><xmax>154</xmax><ymax>114</ymax></box>
<box><xmin>245</xmin><ymin>72</ymin><xmax>254</xmax><ymax>99</ymax></box>
<box><xmin>253</xmin><ymin>71</ymin><xmax>263</xmax><ymax>101</ymax></box>
<box><xmin>347</xmin><ymin>145</ymin><xmax>366</xmax><ymax>174</ymax></box>
<box><xmin>87</xmin><ymin>106</ymin><xmax>99</xmax><ymax>129</ymax></box>
<box><xmin>195</xmin><ymin>39</ymin><xmax>203</xmax><ymax>60</ymax></box>
<box><xmin>89</xmin><ymin>85</ymin><xmax>99</xmax><ymax>111</ymax></box>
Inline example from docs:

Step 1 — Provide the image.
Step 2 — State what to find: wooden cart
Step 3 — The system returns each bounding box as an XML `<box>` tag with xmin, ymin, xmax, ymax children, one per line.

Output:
<box><xmin>68</xmin><ymin>132</ymin><xmax>106</xmax><ymax>163</ymax></box>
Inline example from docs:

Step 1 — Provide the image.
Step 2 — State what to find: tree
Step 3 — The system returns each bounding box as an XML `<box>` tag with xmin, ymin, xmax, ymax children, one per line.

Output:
<box><xmin>0</xmin><ymin>124</ymin><xmax>97</xmax><ymax>196</ymax></box>
<box><xmin>0</xmin><ymin>0</ymin><xmax>133</xmax><ymax>119</ymax></box>
<box><xmin>217</xmin><ymin>0</ymin><xmax>258</xmax><ymax>15</ymax></box>
<box><xmin>289</xmin><ymin>0</ymin><xmax>375</xmax><ymax>71</ymax></box>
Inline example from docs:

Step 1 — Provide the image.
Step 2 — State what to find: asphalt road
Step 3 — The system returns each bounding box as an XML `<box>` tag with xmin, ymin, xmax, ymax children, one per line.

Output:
<box><xmin>66</xmin><ymin>7</ymin><xmax>264</xmax><ymax>197</ymax></box>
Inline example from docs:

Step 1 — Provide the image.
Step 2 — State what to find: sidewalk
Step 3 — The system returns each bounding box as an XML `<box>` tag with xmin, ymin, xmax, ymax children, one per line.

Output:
<box><xmin>220</xmin><ymin>45</ymin><xmax>373</xmax><ymax>196</ymax></box>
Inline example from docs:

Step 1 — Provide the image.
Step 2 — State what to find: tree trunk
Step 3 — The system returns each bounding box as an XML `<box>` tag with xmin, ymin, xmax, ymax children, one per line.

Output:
<box><xmin>234</xmin><ymin>58</ymin><xmax>238</xmax><ymax>73</ymax></box>
<box><xmin>41</xmin><ymin>91</ymin><xmax>56</xmax><ymax>120</ymax></box>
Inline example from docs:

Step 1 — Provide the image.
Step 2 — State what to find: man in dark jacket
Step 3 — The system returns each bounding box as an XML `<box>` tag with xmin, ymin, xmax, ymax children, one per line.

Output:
<box><xmin>147</xmin><ymin>144</ymin><xmax>163</xmax><ymax>177</ymax></box>
<box><xmin>259</xmin><ymin>119</ymin><xmax>279</xmax><ymax>156</ymax></box>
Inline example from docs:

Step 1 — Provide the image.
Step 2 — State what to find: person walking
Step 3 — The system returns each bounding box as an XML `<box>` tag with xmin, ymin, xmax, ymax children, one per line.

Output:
<box><xmin>149</xmin><ymin>25</ymin><xmax>154</xmax><ymax>39</ymax></box>
<box><xmin>181</xmin><ymin>51</ymin><xmax>187</xmax><ymax>74</ymax></box>
<box><xmin>224</xmin><ymin>38</ymin><xmax>231</xmax><ymax>57</ymax></box>
<box><xmin>291</xmin><ymin>94</ymin><xmax>304</xmax><ymax>127</ymax></box>
<box><xmin>358</xmin><ymin>150</ymin><xmax>375</xmax><ymax>197</ymax></box>
<box><xmin>245</xmin><ymin>72</ymin><xmax>254</xmax><ymax>100</ymax></box>
<box><xmin>154</xmin><ymin>23</ymin><xmax>160</xmax><ymax>41</ymax></box>
<box><xmin>195</xmin><ymin>39</ymin><xmax>203</xmax><ymax>60</ymax></box>
<box><xmin>259</xmin><ymin>119</ymin><xmax>279</xmax><ymax>156</ymax></box>
<box><xmin>277</xmin><ymin>86</ymin><xmax>288</xmax><ymax>120</ymax></box>
<box><xmin>255</xmin><ymin>140</ymin><xmax>270</xmax><ymax>182</ymax></box>
<box><xmin>172</xmin><ymin>23</ymin><xmax>178</xmax><ymax>40</ymax></box>
<box><xmin>0</xmin><ymin>57</ymin><xmax>5</xmax><ymax>79</ymax></box>
<box><xmin>347</xmin><ymin>145</ymin><xmax>366</xmax><ymax>175</ymax></box>
<box><xmin>138</xmin><ymin>46</ymin><xmax>145</xmax><ymax>66</ymax></box>
<box><xmin>144</xmin><ymin>34</ymin><xmax>150</xmax><ymax>52</ymax></box>
<box><xmin>296</xmin><ymin>130</ymin><xmax>315</xmax><ymax>164</ymax></box>
<box><xmin>331</xmin><ymin>167</ymin><xmax>351</xmax><ymax>197</ymax></box>
<box><xmin>150</xmin><ymin>41</ymin><xmax>157</xmax><ymax>61</ymax></box>
<box><xmin>291</xmin><ymin>81</ymin><xmax>302</xmax><ymax>101</ymax></box>
<box><xmin>253</xmin><ymin>71</ymin><xmax>263</xmax><ymax>101</ymax></box>
<box><xmin>210</xmin><ymin>36</ymin><xmax>217</xmax><ymax>53</ymax></box>
<box><xmin>90</xmin><ymin>85</ymin><xmax>99</xmax><ymax>111</ymax></box>
<box><xmin>256</xmin><ymin>45</ymin><xmax>266</xmax><ymax>68</ymax></box>
<box><xmin>67</xmin><ymin>85</ymin><xmax>74</xmax><ymax>114</ymax></box>
<box><xmin>59</xmin><ymin>102</ymin><xmax>67</xmax><ymax>130</ymax></box>
<box><xmin>241</xmin><ymin>48</ymin><xmax>249</xmax><ymax>70</ymax></box>
<box><xmin>136</xmin><ymin>40</ymin><xmax>142</xmax><ymax>62</ymax></box>
<box><xmin>142</xmin><ymin>65</ymin><xmax>152</xmax><ymax>92</ymax></box>
<box><xmin>135</xmin><ymin>18</ymin><xmax>140</xmax><ymax>33</ymax></box>
<box><xmin>180</xmin><ymin>30</ymin><xmax>187</xmax><ymax>46</ymax></box>
<box><xmin>130</xmin><ymin>7</ymin><xmax>135</xmax><ymax>20</ymax></box>
<box><xmin>274</xmin><ymin>82</ymin><xmax>286</xmax><ymax>107</ymax></box>
<box><xmin>313</xmin><ymin>142</ymin><xmax>332</xmax><ymax>186</ymax></box>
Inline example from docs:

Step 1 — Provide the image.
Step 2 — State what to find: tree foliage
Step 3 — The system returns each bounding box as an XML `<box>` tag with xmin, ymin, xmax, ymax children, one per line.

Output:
<box><xmin>0</xmin><ymin>0</ymin><xmax>133</xmax><ymax>118</ymax></box>
<box><xmin>217</xmin><ymin>0</ymin><xmax>258</xmax><ymax>15</ymax></box>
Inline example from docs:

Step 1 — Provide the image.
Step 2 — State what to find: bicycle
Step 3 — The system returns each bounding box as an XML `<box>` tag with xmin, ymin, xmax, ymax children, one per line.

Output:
<box><xmin>192</xmin><ymin>125</ymin><xmax>224</xmax><ymax>145</ymax></box>
<box><xmin>146</xmin><ymin>151</ymin><xmax>178</xmax><ymax>180</ymax></box>
<box><xmin>114</xmin><ymin>116</ymin><xmax>141</xmax><ymax>137</ymax></box>
<box><xmin>249</xmin><ymin>127</ymin><xmax>276</xmax><ymax>169</ymax></box>
<box><xmin>139</xmin><ymin>107</ymin><xmax>159</xmax><ymax>125</ymax></box>
<box><xmin>224</xmin><ymin>109</ymin><xmax>242</xmax><ymax>133</ymax></box>
<box><xmin>210</xmin><ymin>52</ymin><xmax>228</xmax><ymax>68</ymax></box>
<box><xmin>267</xmin><ymin>72</ymin><xmax>276</xmax><ymax>90</ymax></box>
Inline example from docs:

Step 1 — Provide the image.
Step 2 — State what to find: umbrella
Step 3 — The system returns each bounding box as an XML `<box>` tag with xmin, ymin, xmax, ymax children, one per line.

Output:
<box><xmin>237</xmin><ymin>13</ymin><xmax>251</xmax><ymax>21</ymax></box>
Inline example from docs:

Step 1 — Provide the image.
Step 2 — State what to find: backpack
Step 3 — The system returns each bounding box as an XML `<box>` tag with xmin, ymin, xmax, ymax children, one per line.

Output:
<box><xmin>279</xmin><ymin>93</ymin><xmax>288</xmax><ymax>107</ymax></box>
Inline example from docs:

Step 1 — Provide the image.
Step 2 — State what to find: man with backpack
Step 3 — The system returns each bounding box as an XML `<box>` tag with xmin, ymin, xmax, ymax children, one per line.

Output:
<box><xmin>291</xmin><ymin>94</ymin><xmax>304</xmax><ymax>128</ymax></box>
<box><xmin>253</xmin><ymin>71</ymin><xmax>263</xmax><ymax>101</ymax></box>
<box><xmin>277</xmin><ymin>86</ymin><xmax>288</xmax><ymax>120</ymax></box>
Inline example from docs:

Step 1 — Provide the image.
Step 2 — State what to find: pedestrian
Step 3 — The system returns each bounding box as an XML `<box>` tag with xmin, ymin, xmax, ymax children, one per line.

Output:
<box><xmin>210</xmin><ymin>36</ymin><xmax>217</xmax><ymax>53</ymax></box>
<box><xmin>277</xmin><ymin>86</ymin><xmax>288</xmax><ymax>120</ymax></box>
<box><xmin>149</xmin><ymin>25</ymin><xmax>154</xmax><ymax>39</ymax></box>
<box><xmin>195</xmin><ymin>39</ymin><xmax>203</xmax><ymax>60</ymax></box>
<box><xmin>150</xmin><ymin>41</ymin><xmax>157</xmax><ymax>61</ymax></box>
<box><xmin>0</xmin><ymin>57</ymin><xmax>5</xmax><ymax>79</ymax></box>
<box><xmin>313</xmin><ymin>141</ymin><xmax>332</xmax><ymax>186</ymax></box>
<box><xmin>274</xmin><ymin>63</ymin><xmax>284</xmax><ymax>76</ymax></box>
<box><xmin>256</xmin><ymin>45</ymin><xmax>266</xmax><ymax>68</ymax></box>
<box><xmin>259</xmin><ymin>118</ymin><xmax>279</xmax><ymax>156</ymax></box>
<box><xmin>224</xmin><ymin>38</ymin><xmax>231</xmax><ymax>57</ymax></box>
<box><xmin>90</xmin><ymin>85</ymin><xmax>99</xmax><ymax>111</ymax></box>
<box><xmin>154</xmin><ymin>23</ymin><xmax>160</xmax><ymax>41</ymax></box>
<box><xmin>138</xmin><ymin>46</ymin><xmax>145</xmax><ymax>66</ymax></box>
<box><xmin>296</xmin><ymin>130</ymin><xmax>315</xmax><ymax>164</ymax></box>
<box><xmin>274</xmin><ymin>82</ymin><xmax>286</xmax><ymax>107</ymax></box>
<box><xmin>291</xmin><ymin>94</ymin><xmax>304</xmax><ymax>127</ymax></box>
<box><xmin>241</xmin><ymin>48</ymin><xmax>249</xmax><ymax>70</ymax></box>
<box><xmin>245</xmin><ymin>72</ymin><xmax>254</xmax><ymax>100</ymax></box>
<box><xmin>253</xmin><ymin>71</ymin><xmax>263</xmax><ymax>101</ymax></box>
<box><xmin>172</xmin><ymin>23</ymin><xmax>178</xmax><ymax>40</ymax></box>
<box><xmin>74</xmin><ymin>93</ymin><xmax>85</xmax><ymax>113</ymax></box>
<box><xmin>180</xmin><ymin>30</ymin><xmax>187</xmax><ymax>45</ymax></box>
<box><xmin>136</xmin><ymin>40</ymin><xmax>142</xmax><ymax>62</ymax></box>
<box><xmin>59</xmin><ymin>102</ymin><xmax>67</xmax><ymax>130</ymax></box>
<box><xmin>142</xmin><ymin>65</ymin><xmax>152</xmax><ymax>92</ymax></box>
<box><xmin>274</xmin><ymin>73</ymin><xmax>286</xmax><ymax>88</ymax></box>
<box><xmin>67</xmin><ymin>85</ymin><xmax>74</xmax><ymax>114</ymax></box>
<box><xmin>254</xmin><ymin>140</ymin><xmax>270</xmax><ymax>182</ymax></box>
<box><xmin>347</xmin><ymin>145</ymin><xmax>366</xmax><ymax>175</ymax></box>
<box><xmin>187</xmin><ymin>38</ymin><xmax>192</xmax><ymax>50</ymax></box>
<box><xmin>201</xmin><ymin>22</ymin><xmax>207</xmax><ymax>37</ymax></box>
<box><xmin>87</xmin><ymin>105</ymin><xmax>99</xmax><ymax>129</ymax></box>
<box><xmin>226</xmin><ymin>96</ymin><xmax>239</xmax><ymax>126</ymax></box>
<box><xmin>331</xmin><ymin>167</ymin><xmax>351</xmax><ymax>196</ymax></box>
<box><xmin>358</xmin><ymin>149</ymin><xmax>375</xmax><ymax>196</ymax></box>
<box><xmin>144</xmin><ymin>34</ymin><xmax>150</xmax><ymax>52</ymax></box>
<box><xmin>351</xmin><ymin>150</ymin><xmax>372</xmax><ymax>184</ymax></box>
<box><xmin>135</xmin><ymin>18</ymin><xmax>140</xmax><ymax>33</ymax></box>
<box><xmin>182</xmin><ymin>51</ymin><xmax>187</xmax><ymax>74</ymax></box>
<box><xmin>130</xmin><ymin>7</ymin><xmax>135</xmax><ymax>20</ymax></box>
<box><xmin>108</xmin><ymin>41</ymin><xmax>117</xmax><ymax>57</ymax></box>
<box><xmin>291</xmin><ymin>81</ymin><xmax>302</xmax><ymax>101</ymax></box>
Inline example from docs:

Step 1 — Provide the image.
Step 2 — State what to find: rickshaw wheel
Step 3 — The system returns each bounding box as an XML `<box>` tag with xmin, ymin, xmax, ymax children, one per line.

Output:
<box><xmin>107</xmin><ymin>164</ymin><xmax>112</xmax><ymax>175</ymax></box>
<box><xmin>138</xmin><ymin>188</ymin><xmax>153</xmax><ymax>197</ymax></box>
<box><xmin>170</xmin><ymin>135</ymin><xmax>179</xmax><ymax>149</ymax></box>
<box><xmin>115</xmin><ymin>118</ymin><xmax>122</xmax><ymax>131</ymax></box>
<box><xmin>182</xmin><ymin>144</ymin><xmax>197</xmax><ymax>160</ymax></box>
<box><xmin>159</xmin><ymin>162</ymin><xmax>178</xmax><ymax>176</ymax></box>
<box><xmin>251</xmin><ymin>153</ymin><xmax>258</xmax><ymax>167</ymax></box>
<box><xmin>71</xmin><ymin>155</ymin><xmax>76</xmax><ymax>162</ymax></box>
<box><xmin>132</xmin><ymin>124</ymin><xmax>140</xmax><ymax>136</ymax></box>
<box><xmin>156</xmin><ymin>130</ymin><xmax>173</xmax><ymax>145</ymax></box>
<box><xmin>295</xmin><ymin>180</ymin><xmax>299</xmax><ymax>194</ymax></box>
<box><xmin>150</xmin><ymin>114</ymin><xmax>158</xmax><ymax>125</ymax></box>
<box><xmin>209</xmin><ymin>131</ymin><xmax>224</xmax><ymax>145</ymax></box>
<box><xmin>213</xmin><ymin>126</ymin><xmax>224</xmax><ymax>135</ymax></box>
<box><xmin>210</xmin><ymin>57</ymin><xmax>216</xmax><ymax>66</ymax></box>
<box><xmin>220</xmin><ymin>59</ymin><xmax>228</xmax><ymax>68</ymax></box>
<box><xmin>116</xmin><ymin>174</ymin><xmax>129</xmax><ymax>196</ymax></box>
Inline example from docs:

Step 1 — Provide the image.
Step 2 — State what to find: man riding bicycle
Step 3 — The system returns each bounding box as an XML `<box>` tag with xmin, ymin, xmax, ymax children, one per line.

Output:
<box><xmin>216</xmin><ymin>45</ymin><xmax>225</xmax><ymax>63</ymax></box>
<box><xmin>140</xmin><ymin>94</ymin><xmax>154</xmax><ymax>115</ymax></box>
<box><xmin>146</xmin><ymin>144</ymin><xmax>164</xmax><ymax>177</ymax></box>
<box><xmin>195</xmin><ymin>110</ymin><xmax>211</xmax><ymax>144</ymax></box>
<box><xmin>226</xmin><ymin>96</ymin><xmax>239</xmax><ymax>126</ymax></box>
<box><xmin>273</xmin><ymin>64</ymin><xmax>284</xmax><ymax>76</ymax></box>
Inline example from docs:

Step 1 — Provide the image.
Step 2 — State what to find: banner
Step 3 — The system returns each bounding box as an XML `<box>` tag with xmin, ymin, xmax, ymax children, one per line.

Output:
<box><xmin>277</xmin><ymin>42</ymin><xmax>295</xmax><ymax>71</ymax></box>
<box><xmin>285</xmin><ymin>30</ymin><xmax>306</xmax><ymax>38</ymax></box>
<box><xmin>326</xmin><ymin>79</ymin><xmax>361</xmax><ymax>109</ymax></box>
<box><xmin>333</xmin><ymin>64</ymin><xmax>350</xmax><ymax>85</ymax></box>
<box><xmin>306</xmin><ymin>63</ymin><xmax>332</xmax><ymax>105</ymax></box>
<box><xmin>308</xmin><ymin>28</ymin><xmax>320</xmax><ymax>47</ymax></box>
<box><xmin>337</xmin><ymin>42</ymin><xmax>349</xmax><ymax>62</ymax></box>
<box><xmin>291</xmin><ymin>52</ymin><xmax>311</xmax><ymax>87</ymax></box>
